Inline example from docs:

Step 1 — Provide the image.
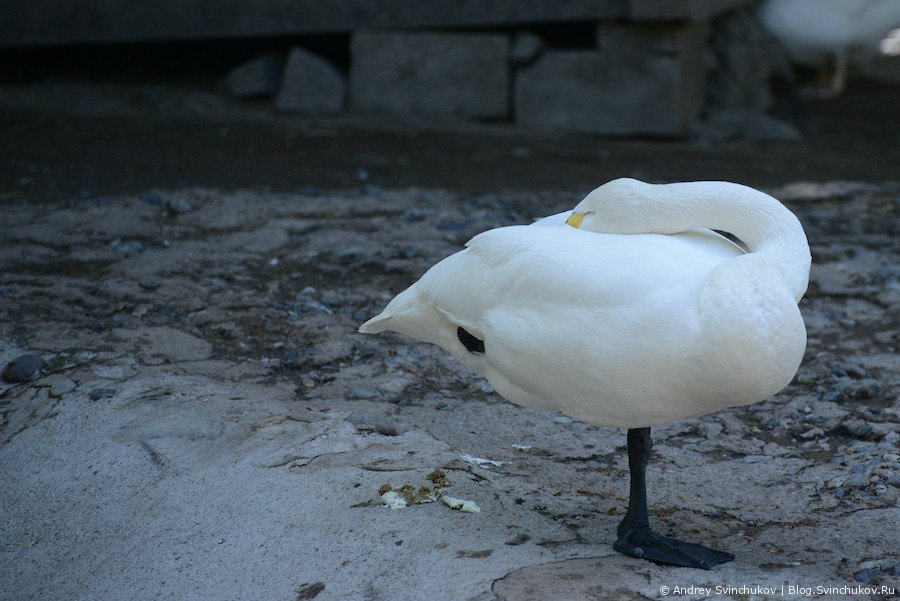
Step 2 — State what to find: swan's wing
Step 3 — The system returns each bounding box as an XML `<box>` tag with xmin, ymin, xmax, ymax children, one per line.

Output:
<box><xmin>363</xmin><ymin>224</ymin><xmax>741</xmax><ymax>339</ymax></box>
<box><xmin>461</xmin><ymin>225</ymin><xmax>740</xmax><ymax>311</ymax></box>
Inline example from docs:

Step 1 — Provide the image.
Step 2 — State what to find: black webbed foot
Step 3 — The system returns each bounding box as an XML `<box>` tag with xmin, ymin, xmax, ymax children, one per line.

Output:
<box><xmin>614</xmin><ymin>522</ymin><xmax>734</xmax><ymax>569</ymax></box>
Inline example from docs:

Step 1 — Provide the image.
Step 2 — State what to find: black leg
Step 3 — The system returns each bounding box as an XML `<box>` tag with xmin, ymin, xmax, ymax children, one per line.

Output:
<box><xmin>613</xmin><ymin>427</ymin><xmax>734</xmax><ymax>569</ymax></box>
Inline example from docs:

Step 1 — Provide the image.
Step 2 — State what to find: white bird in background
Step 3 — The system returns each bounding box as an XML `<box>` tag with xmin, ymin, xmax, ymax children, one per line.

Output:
<box><xmin>759</xmin><ymin>0</ymin><xmax>900</xmax><ymax>95</ymax></box>
<box><xmin>360</xmin><ymin>178</ymin><xmax>811</xmax><ymax>569</ymax></box>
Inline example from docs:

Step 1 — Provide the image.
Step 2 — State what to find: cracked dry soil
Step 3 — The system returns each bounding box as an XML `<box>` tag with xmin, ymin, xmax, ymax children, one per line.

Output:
<box><xmin>1</xmin><ymin>180</ymin><xmax>899</xmax><ymax>600</ymax></box>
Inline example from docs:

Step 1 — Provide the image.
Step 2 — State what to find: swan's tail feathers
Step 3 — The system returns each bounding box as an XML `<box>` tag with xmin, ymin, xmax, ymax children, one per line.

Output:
<box><xmin>358</xmin><ymin>313</ymin><xmax>389</xmax><ymax>334</ymax></box>
<box><xmin>358</xmin><ymin>285</ymin><xmax>445</xmax><ymax>346</ymax></box>
<box><xmin>359</xmin><ymin>285</ymin><xmax>418</xmax><ymax>334</ymax></box>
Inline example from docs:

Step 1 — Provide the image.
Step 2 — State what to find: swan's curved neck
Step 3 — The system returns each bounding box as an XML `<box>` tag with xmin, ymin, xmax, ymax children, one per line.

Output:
<box><xmin>595</xmin><ymin>179</ymin><xmax>811</xmax><ymax>301</ymax></box>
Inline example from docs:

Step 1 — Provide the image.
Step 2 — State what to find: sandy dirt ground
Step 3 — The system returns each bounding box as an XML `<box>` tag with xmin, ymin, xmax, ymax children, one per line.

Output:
<box><xmin>1</xmin><ymin>81</ymin><xmax>899</xmax><ymax>601</ymax></box>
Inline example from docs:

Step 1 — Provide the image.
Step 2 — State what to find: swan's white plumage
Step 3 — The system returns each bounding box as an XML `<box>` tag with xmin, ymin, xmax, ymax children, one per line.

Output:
<box><xmin>360</xmin><ymin>178</ymin><xmax>810</xmax><ymax>428</ymax></box>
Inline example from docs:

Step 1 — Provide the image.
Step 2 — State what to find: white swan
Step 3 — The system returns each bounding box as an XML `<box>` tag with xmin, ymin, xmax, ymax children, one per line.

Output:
<box><xmin>359</xmin><ymin>178</ymin><xmax>811</xmax><ymax>568</ymax></box>
<box><xmin>759</xmin><ymin>0</ymin><xmax>900</xmax><ymax>94</ymax></box>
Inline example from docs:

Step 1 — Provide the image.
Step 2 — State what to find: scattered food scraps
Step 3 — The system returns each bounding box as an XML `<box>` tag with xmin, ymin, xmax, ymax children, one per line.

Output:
<box><xmin>441</xmin><ymin>495</ymin><xmax>481</xmax><ymax>513</ymax></box>
<box><xmin>425</xmin><ymin>469</ymin><xmax>451</xmax><ymax>487</ymax></box>
<box><xmin>379</xmin><ymin>468</ymin><xmax>479</xmax><ymax>513</ymax></box>
<box><xmin>379</xmin><ymin>483</ymin><xmax>440</xmax><ymax>509</ymax></box>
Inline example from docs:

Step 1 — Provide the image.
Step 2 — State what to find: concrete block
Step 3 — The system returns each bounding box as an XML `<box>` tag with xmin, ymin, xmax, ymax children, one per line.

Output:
<box><xmin>225</xmin><ymin>53</ymin><xmax>285</xmax><ymax>98</ymax></box>
<box><xmin>274</xmin><ymin>46</ymin><xmax>345</xmax><ymax>114</ymax></box>
<box><xmin>628</xmin><ymin>0</ymin><xmax>753</xmax><ymax>21</ymax></box>
<box><xmin>514</xmin><ymin>21</ymin><xmax>709</xmax><ymax>136</ymax></box>
<box><xmin>350</xmin><ymin>31</ymin><xmax>509</xmax><ymax>120</ymax></box>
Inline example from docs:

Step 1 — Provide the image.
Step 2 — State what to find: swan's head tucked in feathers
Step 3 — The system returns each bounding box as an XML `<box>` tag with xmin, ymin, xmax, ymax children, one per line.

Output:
<box><xmin>566</xmin><ymin>178</ymin><xmax>810</xmax><ymax>302</ymax></box>
<box><xmin>567</xmin><ymin>178</ymin><xmax>686</xmax><ymax>235</ymax></box>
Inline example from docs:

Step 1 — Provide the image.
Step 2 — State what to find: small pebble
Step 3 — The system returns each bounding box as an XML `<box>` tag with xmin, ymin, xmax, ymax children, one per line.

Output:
<box><xmin>294</xmin><ymin>295</ymin><xmax>333</xmax><ymax>315</ymax></box>
<box><xmin>841</xmin><ymin>363</ymin><xmax>868</xmax><ymax>379</ymax></box>
<box><xmin>349</xmin><ymin>386</ymin><xmax>382</xmax><ymax>400</ymax></box>
<box><xmin>697</xmin><ymin>422</ymin><xmax>723</xmax><ymax>439</ymax></box>
<box><xmin>49</xmin><ymin>378</ymin><xmax>76</xmax><ymax>398</ymax></box>
<box><xmin>374</xmin><ymin>419</ymin><xmax>400</xmax><ymax>436</ymax></box>
<box><xmin>854</xmin><ymin>424</ymin><xmax>873</xmax><ymax>438</ymax></box>
<box><xmin>2</xmin><ymin>354</ymin><xmax>45</xmax><ymax>383</ymax></box>
<box><xmin>166</xmin><ymin>197</ymin><xmax>193</xmax><ymax>214</ymax></box>
<box><xmin>821</xmin><ymin>390</ymin><xmax>840</xmax><ymax>403</ymax></box>
<box><xmin>847</xmin><ymin>475</ymin><xmax>870</xmax><ymax>489</ymax></box>
<box><xmin>800</xmin><ymin>427</ymin><xmax>825</xmax><ymax>439</ymax></box>
<box><xmin>114</xmin><ymin>240</ymin><xmax>144</xmax><ymax>256</ymax></box>
<box><xmin>378</xmin><ymin>377</ymin><xmax>412</xmax><ymax>395</ymax></box>
<box><xmin>139</xmin><ymin>280</ymin><xmax>161</xmax><ymax>290</ymax></box>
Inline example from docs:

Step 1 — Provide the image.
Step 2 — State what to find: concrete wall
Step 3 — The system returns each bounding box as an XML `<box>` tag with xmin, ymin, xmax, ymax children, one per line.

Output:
<box><xmin>1</xmin><ymin>0</ymin><xmax>750</xmax><ymax>47</ymax></box>
<box><xmin>2</xmin><ymin>0</ymin><xmax>760</xmax><ymax>137</ymax></box>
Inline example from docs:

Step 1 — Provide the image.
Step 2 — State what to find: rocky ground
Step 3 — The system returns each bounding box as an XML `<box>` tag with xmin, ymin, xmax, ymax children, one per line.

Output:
<box><xmin>1</xmin><ymin>80</ymin><xmax>899</xmax><ymax>601</ymax></box>
<box><xmin>1</xmin><ymin>178</ymin><xmax>899</xmax><ymax>601</ymax></box>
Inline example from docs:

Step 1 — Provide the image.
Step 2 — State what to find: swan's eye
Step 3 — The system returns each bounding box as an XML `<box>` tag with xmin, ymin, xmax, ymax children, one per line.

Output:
<box><xmin>566</xmin><ymin>212</ymin><xmax>586</xmax><ymax>229</ymax></box>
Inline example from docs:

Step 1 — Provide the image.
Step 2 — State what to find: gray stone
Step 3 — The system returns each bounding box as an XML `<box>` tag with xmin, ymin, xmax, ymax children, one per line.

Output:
<box><xmin>113</xmin><ymin>240</ymin><xmax>144</xmax><ymax>256</ymax></box>
<box><xmin>225</xmin><ymin>53</ymin><xmax>285</xmax><ymax>98</ymax></box>
<box><xmin>165</xmin><ymin>196</ymin><xmax>193</xmax><ymax>214</ymax></box>
<box><xmin>2</xmin><ymin>354</ymin><xmax>45</xmax><ymax>383</ymax></box>
<box><xmin>374</xmin><ymin>419</ymin><xmax>401</xmax><ymax>436</ymax></box>
<box><xmin>515</xmin><ymin>21</ymin><xmax>708</xmax><ymax>136</ymax></box>
<box><xmin>350</xmin><ymin>31</ymin><xmax>509</xmax><ymax>120</ymax></box>
<box><xmin>378</xmin><ymin>376</ymin><xmax>412</xmax><ymax>395</ymax></box>
<box><xmin>275</xmin><ymin>47</ymin><xmax>345</xmax><ymax>114</ymax></box>
<box><xmin>349</xmin><ymin>385</ymin><xmax>383</xmax><ymax>400</ymax></box>
<box><xmin>49</xmin><ymin>378</ymin><xmax>76</xmax><ymax>398</ymax></box>
<box><xmin>696</xmin><ymin>421</ymin><xmax>723</xmax><ymax>439</ymax></box>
